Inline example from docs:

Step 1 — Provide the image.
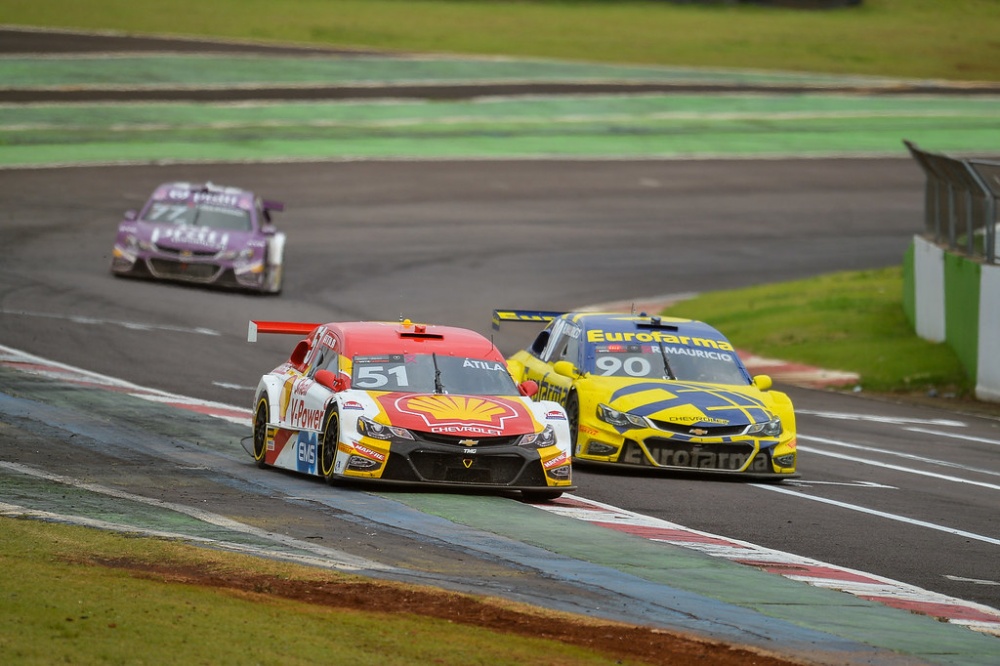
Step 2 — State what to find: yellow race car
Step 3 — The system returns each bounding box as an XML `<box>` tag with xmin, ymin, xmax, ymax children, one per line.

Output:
<box><xmin>494</xmin><ymin>310</ymin><xmax>797</xmax><ymax>478</ymax></box>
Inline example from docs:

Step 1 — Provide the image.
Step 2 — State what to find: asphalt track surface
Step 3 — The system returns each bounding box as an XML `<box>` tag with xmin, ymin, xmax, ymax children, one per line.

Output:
<box><xmin>1</xmin><ymin>29</ymin><xmax>999</xmax><ymax>665</ymax></box>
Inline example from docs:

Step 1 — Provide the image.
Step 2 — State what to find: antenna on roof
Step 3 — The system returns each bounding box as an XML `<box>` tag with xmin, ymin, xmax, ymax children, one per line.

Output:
<box><xmin>630</xmin><ymin>303</ymin><xmax>636</xmax><ymax>315</ymax></box>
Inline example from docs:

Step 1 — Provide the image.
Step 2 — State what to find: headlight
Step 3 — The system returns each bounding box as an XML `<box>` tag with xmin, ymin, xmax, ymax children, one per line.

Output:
<box><xmin>220</xmin><ymin>247</ymin><xmax>255</xmax><ymax>261</ymax></box>
<box><xmin>357</xmin><ymin>416</ymin><xmax>413</xmax><ymax>440</ymax></box>
<box><xmin>123</xmin><ymin>234</ymin><xmax>139</xmax><ymax>252</ymax></box>
<box><xmin>597</xmin><ymin>403</ymin><xmax>649</xmax><ymax>429</ymax></box>
<box><xmin>745</xmin><ymin>416</ymin><xmax>782</xmax><ymax>438</ymax></box>
<box><xmin>517</xmin><ymin>424</ymin><xmax>556</xmax><ymax>449</ymax></box>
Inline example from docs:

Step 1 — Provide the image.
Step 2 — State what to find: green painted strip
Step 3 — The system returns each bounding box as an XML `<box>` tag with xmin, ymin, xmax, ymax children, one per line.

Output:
<box><xmin>1</xmin><ymin>95</ymin><xmax>998</xmax><ymax>167</ymax></box>
<box><xmin>389</xmin><ymin>492</ymin><xmax>1000</xmax><ymax>665</ymax></box>
<box><xmin>0</xmin><ymin>54</ymin><xmax>917</xmax><ymax>89</ymax></box>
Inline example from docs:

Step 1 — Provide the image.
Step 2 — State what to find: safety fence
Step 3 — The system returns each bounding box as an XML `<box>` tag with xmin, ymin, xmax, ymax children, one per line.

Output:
<box><xmin>905</xmin><ymin>140</ymin><xmax>999</xmax><ymax>265</ymax></box>
<box><xmin>904</xmin><ymin>141</ymin><xmax>1000</xmax><ymax>403</ymax></box>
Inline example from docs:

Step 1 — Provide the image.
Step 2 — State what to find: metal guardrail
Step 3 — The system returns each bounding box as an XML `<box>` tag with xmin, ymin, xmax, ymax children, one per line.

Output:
<box><xmin>905</xmin><ymin>140</ymin><xmax>999</xmax><ymax>264</ymax></box>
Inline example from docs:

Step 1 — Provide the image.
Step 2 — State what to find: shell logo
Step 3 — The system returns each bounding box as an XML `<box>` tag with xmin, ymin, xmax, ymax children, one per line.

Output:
<box><xmin>397</xmin><ymin>395</ymin><xmax>518</xmax><ymax>433</ymax></box>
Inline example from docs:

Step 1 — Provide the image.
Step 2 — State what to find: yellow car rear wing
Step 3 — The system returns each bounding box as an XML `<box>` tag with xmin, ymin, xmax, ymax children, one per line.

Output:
<box><xmin>491</xmin><ymin>309</ymin><xmax>566</xmax><ymax>331</ymax></box>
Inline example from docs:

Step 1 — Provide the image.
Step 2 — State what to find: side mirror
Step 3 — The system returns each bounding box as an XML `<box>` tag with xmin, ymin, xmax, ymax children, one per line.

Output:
<box><xmin>518</xmin><ymin>380</ymin><xmax>538</xmax><ymax>397</ymax></box>
<box><xmin>553</xmin><ymin>360</ymin><xmax>577</xmax><ymax>379</ymax></box>
<box><xmin>315</xmin><ymin>369</ymin><xmax>347</xmax><ymax>392</ymax></box>
<box><xmin>124</xmin><ymin>209</ymin><xmax>138</xmax><ymax>221</ymax></box>
<box><xmin>752</xmin><ymin>374</ymin><xmax>773</xmax><ymax>391</ymax></box>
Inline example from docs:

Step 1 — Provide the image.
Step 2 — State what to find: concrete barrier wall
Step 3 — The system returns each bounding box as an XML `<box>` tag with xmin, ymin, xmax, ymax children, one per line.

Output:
<box><xmin>911</xmin><ymin>236</ymin><xmax>946</xmax><ymax>342</ymax></box>
<box><xmin>978</xmin><ymin>264</ymin><xmax>1000</xmax><ymax>402</ymax></box>
<box><xmin>908</xmin><ymin>235</ymin><xmax>1000</xmax><ymax>403</ymax></box>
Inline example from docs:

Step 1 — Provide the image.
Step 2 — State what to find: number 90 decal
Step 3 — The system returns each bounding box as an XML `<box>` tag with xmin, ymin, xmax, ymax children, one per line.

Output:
<box><xmin>595</xmin><ymin>355</ymin><xmax>653</xmax><ymax>377</ymax></box>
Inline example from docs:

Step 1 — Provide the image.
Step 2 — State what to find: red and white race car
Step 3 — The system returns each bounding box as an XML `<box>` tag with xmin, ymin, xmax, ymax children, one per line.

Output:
<box><xmin>247</xmin><ymin>319</ymin><xmax>575</xmax><ymax>500</ymax></box>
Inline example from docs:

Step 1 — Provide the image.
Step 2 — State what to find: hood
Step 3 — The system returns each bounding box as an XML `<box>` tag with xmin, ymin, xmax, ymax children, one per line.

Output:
<box><xmin>373</xmin><ymin>392</ymin><xmax>537</xmax><ymax>437</ymax></box>
<box><xmin>137</xmin><ymin>221</ymin><xmax>256</xmax><ymax>253</ymax></box>
<box><xmin>595</xmin><ymin>377</ymin><xmax>773</xmax><ymax>428</ymax></box>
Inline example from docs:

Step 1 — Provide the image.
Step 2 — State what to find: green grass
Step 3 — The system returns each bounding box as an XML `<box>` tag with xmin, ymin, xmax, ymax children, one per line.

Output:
<box><xmin>663</xmin><ymin>267</ymin><xmax>972</xmax><ymax>396</ymax></box>
<box><xmin>0</xmin><ymin>518</ymin><xmax>647</xmax><ymax>666</ymax></box>
<box><xmin>3</xmin><ymin>0</ymin><xmax>999</xmax><ymax>82</ymax></box>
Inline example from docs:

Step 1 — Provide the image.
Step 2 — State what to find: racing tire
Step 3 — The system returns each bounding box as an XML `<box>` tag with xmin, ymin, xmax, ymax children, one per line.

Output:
<box><xmin>521</xmin><ymin>490</ymin><xmax>563</xmax><ymax>503</ymax></box>
<box><xmin>320</xmin><ymin>407</ymin><xmax>340</xmax><ymax>485</ymax></box>
<box><xmin>252</xmin><ymin>397</ymin><xmax>270</xmax><ymax>469</ymax></box>
<box><xmin>566</xmin><ymin>392</ymin><xmax>580</xmax><ymax>452</ymax></box>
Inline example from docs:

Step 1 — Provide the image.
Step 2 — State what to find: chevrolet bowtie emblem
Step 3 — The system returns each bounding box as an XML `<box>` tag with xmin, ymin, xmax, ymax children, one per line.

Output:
<box><xmin>458</xmin><ymin>439</ymin><xmax>479</xmax><ymax>446</ymax></box>
<box><xmin>462</xmin><ymin>459</ymin><xmax>474</xmax><ymax>468</ymax></box>
<box><xmin>690</xmin><ymin>428</ymin><xmax>708</xmax><ymax>436</ymax></box>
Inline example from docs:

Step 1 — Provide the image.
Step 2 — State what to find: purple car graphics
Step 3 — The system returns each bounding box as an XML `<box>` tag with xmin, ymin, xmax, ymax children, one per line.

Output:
<box><xmin>111</xmin><ymin>182</ymin><xmax>286</xmax><ymax>294</ymax></box>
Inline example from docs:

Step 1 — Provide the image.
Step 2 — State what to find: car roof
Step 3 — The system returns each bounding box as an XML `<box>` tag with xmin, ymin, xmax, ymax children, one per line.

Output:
<box><xmin>564</xmin><ymin>312</ymin><xmax>728</xmax><ymax>339</ymax></box>
<box><xmin>326</xmin><ymin>321</ymin><xmax>505</xmax><ymax>361</ymax></box>
<box><xmin>147</xmin><ymin>181</ymin><xmax>256</xmax><ymax>208</ymax></box>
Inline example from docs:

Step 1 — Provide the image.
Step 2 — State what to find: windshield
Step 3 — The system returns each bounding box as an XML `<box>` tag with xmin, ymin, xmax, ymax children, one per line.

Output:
<box><xmin>142</xmin><ymin>202</ymin><xmax>252</xmax><ymax>231</ymax></box>
<box><xmin>589</xmin><ymin>343</ymin><xmax>749</xmax><ymax>385</ymax></box>
<box><xmin>351</xmin><ymin>354</ymin><xmax>519</xmax><ymax>396</ymax></box>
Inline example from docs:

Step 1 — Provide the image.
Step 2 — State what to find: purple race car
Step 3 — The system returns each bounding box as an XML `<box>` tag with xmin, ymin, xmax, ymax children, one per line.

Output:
<box><xmin>110</xmin><ymin>181</ymin><xmax>286</xmax><ymax>294</ymax></box>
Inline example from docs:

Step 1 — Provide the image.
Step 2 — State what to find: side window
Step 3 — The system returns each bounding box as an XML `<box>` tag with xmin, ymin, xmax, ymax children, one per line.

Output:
<box><xmin>539</xmin><ymin>319</ymin><xmax>566</xmax><ymax>362</ymax></box>
<box><xmin>541</xmin><ymin>320</ymin><xmax>581</xmax><ymax>365</ymax></box>
<box><xmin>560</xmin><ymin>333</ymin><xmax>581</xmax><ymax>366</ymax></box>
<box><xmin>307</xmin><ymin>343</ymin><xmax>339</xmax><ymax>378</ymax></box>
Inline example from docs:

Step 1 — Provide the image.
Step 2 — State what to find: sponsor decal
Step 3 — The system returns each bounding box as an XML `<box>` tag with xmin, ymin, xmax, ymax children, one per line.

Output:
<box><xmin>288</xmin><ymin>397</ymin><xmax>324</xmax><ymax>431</ymax></box>
<box><xmin>664</xmin><ymin>415</ymin><xmax>730</xmax><ymax>425</ymax></box>
<box><xmin>536</xmin><ymin>381</ymin><xmax>568</xmax><ymax>404</ymax></box>
<box><xmin>279</xmin><ymin>377</ymin><xmax>295</xmax><ymax>420</ymax></box>
<box><xmin>543</xmin><ymin>453</ymin><xmax>569</xmax><ymax>469</ymax></box>
<box><xmin>462</xmin><ymin>458</ymin><xmax>474</xmax><ymax>468</ymax></box>
<box><xmin>293</xmin><ymin>379</ymin><xmax>314</xmax><ymax>397</ymax></box>
<box><xmin>462</xmin><ymin>359</ymin><xmax>505</xmax><ymax>371</ymax></box>
<box><xmin>150</xmin><ymin>225</ymin><xmax>229</xmax><ymax>249</ymax></box>
<box><xmin>621</xmin><ymin>446</ymin><xmax>767</xmax><ymax>471</ymax></box>
<box><xmin>295</xmin><ymin>431</ymin><xmax>317</xmax><ymax>472</ymax></box>
<box><xmin>352</xmin><ymin>443</ymin><xmax>386</xmax><ymax>462</ymax></box>
<box><xmin>395</xmin><ymin>394</ymin><xmax>521</xmax><ymax>436</ymax></box>
<box><xmin>579</xmin><ymin>424</ymin><xmax>601</xmax><ymax>436</ymax></box>
<box><xmin>343</xmin><ymin>400</ymin><xmax>364</xmax><ymax>410</ymax></box>
<box><xmin>545</xmin><ymin>410</ymin><xmax>567</xmax><ymax>421</ymax></box>
<box><xmin>587</xmin><ymin>329</ymin><xmax>734</xmax><ymax>351</ymax></box>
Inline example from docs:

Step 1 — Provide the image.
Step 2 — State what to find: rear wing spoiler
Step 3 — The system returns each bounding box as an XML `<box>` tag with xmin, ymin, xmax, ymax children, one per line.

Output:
<box><xmin>248</xmin><ymin>320</ymin><xmax>320</xmax><ymax>342</ymax></box>
<box><xmin>261</xmin><ymin>199</ymin><xmax>284</xmax><ymax>212</ymax></box>
<box><xmin>491</xmin><ymin>309</ymin><xmax>566</xmax><ymax>331</ymax></box>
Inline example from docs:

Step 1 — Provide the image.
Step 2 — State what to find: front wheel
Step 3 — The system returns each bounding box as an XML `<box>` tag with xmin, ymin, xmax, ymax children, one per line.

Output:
<box><xmin>252</xmin><ymin>397</ymin><xmax>270</xmax><ymax>468</ymax></box>
<box><xmin>566</xmin><ymin>392</ymin><xmax>580</xmax><ymax>452</ymax></box>
<box><xmin>320</xmin><ymin>407</ymin><xmax>340</xmax><ymax>485</ymax></box>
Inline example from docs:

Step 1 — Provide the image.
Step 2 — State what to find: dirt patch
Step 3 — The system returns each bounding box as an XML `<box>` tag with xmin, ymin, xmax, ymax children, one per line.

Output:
<box><xmin>94</xmin><ymin>557</ymin><xmax>806</xmax><ymax>666</ymax></box>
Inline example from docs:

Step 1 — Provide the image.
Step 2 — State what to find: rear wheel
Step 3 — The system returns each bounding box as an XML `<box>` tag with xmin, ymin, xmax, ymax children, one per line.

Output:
<box><xmin>252</xmin><ymin>397</ymin><xmax>269</xmax><ymax>468</ymax></box>
<box><xmin>320</xmin><ymin>407</ymin><xmax>340</xmax><ymax>485</ymax></box>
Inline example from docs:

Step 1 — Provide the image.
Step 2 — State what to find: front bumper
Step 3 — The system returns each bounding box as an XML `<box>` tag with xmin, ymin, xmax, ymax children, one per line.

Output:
<box><xmin>111</xmin><ymin>246</ymin><xmax>268</xmax><ymax>291</ymax></box>
<box><xmin>575</xmin><ymin>422</ymin><xmax>797</xmax><ymax>476</ymax></box>
<box><xmin>341</xmin><ymin>436</ymin><xmax>574</xmax><ymax>490</ymax></box>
